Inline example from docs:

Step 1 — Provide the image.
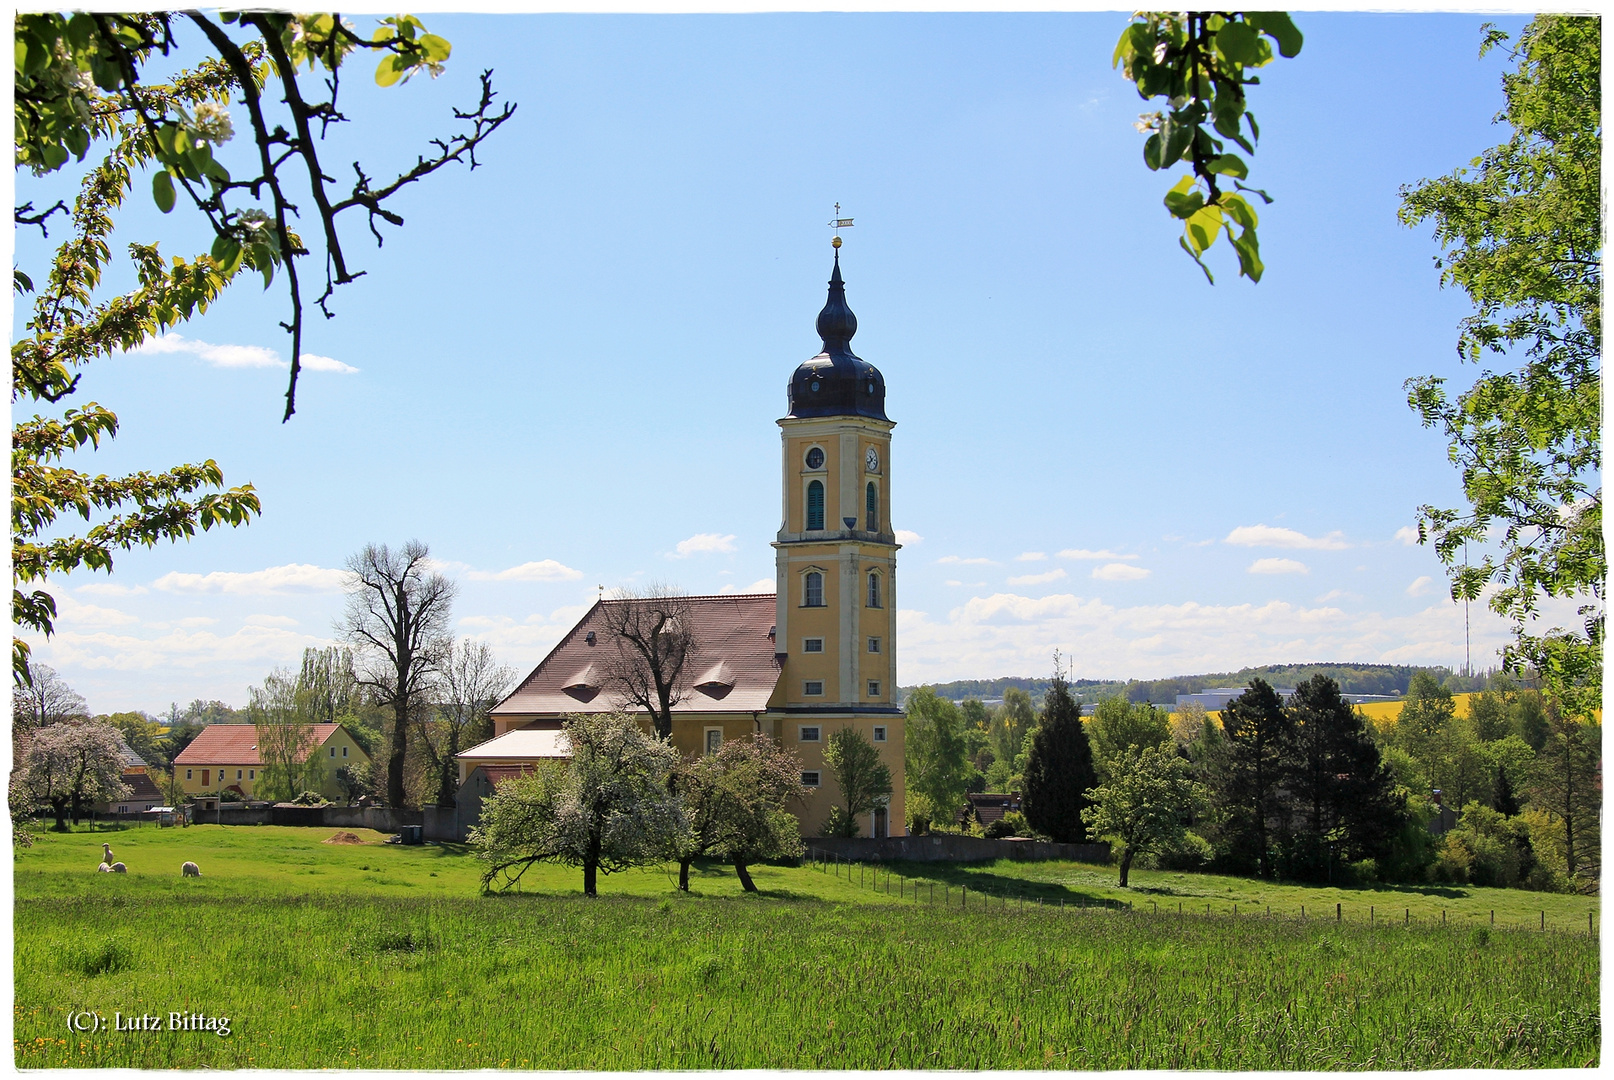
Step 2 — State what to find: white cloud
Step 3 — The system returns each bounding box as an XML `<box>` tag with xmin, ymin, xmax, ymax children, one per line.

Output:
<box><xmin>944</xmin><ymin>580</ymin><xmax>988</xmax><ymax>588</ymax></box>
<box><xmin>243</xmin><ymin>614</ymin><xmax>297</xmax><ymax>628</ymax></box>
<box><xmin>892</xmin><ymin>589</ymin><xmax>1558</xmax><ymax>685</ymax></box>
<box><xmin>1314</xmin><ymin>589</ymin><xmax>1356</xmax><ymax>603</ymax></box>
<box><xmin>75</xmin><ymin>581</ymin><xmax>148</xmax><ymax>597</ymax></box>
<box><xmin>1093</xmin><ymin>563</ymin><xmax>1150</xmax><ymax>582</ymax></box>
<box><xmin>177</xmin><ymin>616</ymin><xmax>219</xmax><ymax>628</ymax></box>
<box><xmin>456</xmin><ymin>604</ymin><xmax>593</xmax><ymax>660</ymax></box>
<box><xmin>29</xmin><ymin>622</ymin><xmax>333</xmax><ymax>674</ymax></box>
<box><xmin>53</xmin><ymin>594</ymin><xmax>140</xmax><ymax>628</ymax></box>
<box><xmin>299</xmin><ymin>353</ymin><xmax>359</xmax><ymax>374</ymax></box>
<box><xmin>153</xmin><ymin>563</ymin><xmax>348</xmax><ymax>595</ymax></box>
<box><xmin>747</xmin><ymin>578</ymin><xmax>776</xmax><ymax>593</ymax></box>
<box><xmin>671</xmin><ymin>533</ymin><xmax>738</xmax><ymax>558</ymax></box>
<box><xmin>466</xmin><ymin>560</ymin><xmax>584</xmax><ymax>582</ymax></box>
<box><xmin>1058</xmin><ymin>548</ymin><xmax>1139</xmax><ymax>561</ymax></box>
<box><xmin>937</xmin><ymin>555</ymin><xmax>998</xmax><ymax>566</ymax></box>
<box><xmin>894</xmin><ymin>530</ymin><xmax>923</xmax><ymax>545</ymax></box>
<box><xmin>1007</xmin><ymin>568</ymin><xmax>1067</xmax><ymax>586</ymax></box>
<box><xmin>1016</xmin><ymin>552</ymin><xmax>1048</xmax><ymax>562</ymax></box>
<box><xmin>1394</xmin><ymin>526</ymin><xmax>1421</xmax><ymax>546</ymax></box>
<box><xmin>1406</xmin><ymin>575</ymin><xmax>1435</xmax><ymax>597</ymax></box>
<box><xmin>1225</xmin><ymin>524</ymin><xmax>1349</xmax><ymax>551</ymax></box>
<box><xmin>126</xmin><ymin>333</ymin><xmax>356</xmax><ymax>374</ymax></box>
<box><xmin>1248</xmin><ymin>558</ymin><xmax>1309</xmax><ymax>575</ymax></box>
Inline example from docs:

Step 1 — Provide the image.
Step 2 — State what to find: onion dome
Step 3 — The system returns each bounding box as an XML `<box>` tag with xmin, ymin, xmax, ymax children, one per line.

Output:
<box><xmin>787</xmin><ymin>253</ymin><xmax>888</xmax><ymax>420</ymax></box>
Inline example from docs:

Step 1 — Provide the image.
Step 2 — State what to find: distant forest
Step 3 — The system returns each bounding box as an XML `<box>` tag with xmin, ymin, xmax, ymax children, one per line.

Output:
<box><xmin>898</xmin><ymin>663</ymin><xmax>1498</xmax><ymax>710</ymax></box>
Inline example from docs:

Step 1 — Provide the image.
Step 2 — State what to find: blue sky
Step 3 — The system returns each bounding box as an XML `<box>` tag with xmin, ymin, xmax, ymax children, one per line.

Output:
<box><xmin>14</xmin><ymin>9</ymin><xmax>1569</xmax><ymax>715</ymax></box>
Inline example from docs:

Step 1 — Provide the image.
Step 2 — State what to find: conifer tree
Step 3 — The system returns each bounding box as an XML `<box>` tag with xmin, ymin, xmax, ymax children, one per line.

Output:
<box><xmin>1208</xmin><ymin>678</ymin><xmax>1292</xmax><ymax>877</ymax></box>
<box><xmin>1020</xmin><ymin>672</ymin><xmax>1097</xmax><ymax>844</ymax></box>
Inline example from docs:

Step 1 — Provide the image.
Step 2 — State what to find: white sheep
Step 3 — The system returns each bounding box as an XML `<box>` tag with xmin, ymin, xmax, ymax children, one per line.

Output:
<box><xmin>109</xmin><ymin>862</ymin><xmax>127</xmax><ymax>873</ymax></box>
<box><xmin>181</xmin><ymin>861</ymin><xmax>201</xmax><ymax>877</ymax></box>
<box><xmin>97</xmin><ymin>863</ymin><xmax>112</xmax><ymax>873</ymax></box>
<box><xmin>102</xmin><ymin>842</ymin><xmax>114</xmax><ymax>863</ymax></box>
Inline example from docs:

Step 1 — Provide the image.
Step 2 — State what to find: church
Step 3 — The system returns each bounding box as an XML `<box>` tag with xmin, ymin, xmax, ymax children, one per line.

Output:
<box><xmin>457</xmin><ymin>243</ymin><xmax>906</xmax><ymax>838</ymax></box>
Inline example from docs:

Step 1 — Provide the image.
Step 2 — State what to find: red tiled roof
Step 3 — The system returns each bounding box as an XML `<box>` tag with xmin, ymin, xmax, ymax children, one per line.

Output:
<box><xmin>173</xmin><ymin>723</ymin><xmax>345</xmax><ymax>766</ymax></box>
<box><xmin>121</xmin><ymin>772</ymin><xmax>163</xmax><ymax>801</ymax></box>
<box><xmin>492</xmin><ymin>594</ymin><xmax>782</xmax><ymax>719</ymax></box>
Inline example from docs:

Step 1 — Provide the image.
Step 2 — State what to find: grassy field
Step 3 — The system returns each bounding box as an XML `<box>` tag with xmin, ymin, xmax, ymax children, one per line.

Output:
<box><xmin>14</xmin><ymin>824</ymin><xmax>1601</xmax><ymax>1069</ymax></box>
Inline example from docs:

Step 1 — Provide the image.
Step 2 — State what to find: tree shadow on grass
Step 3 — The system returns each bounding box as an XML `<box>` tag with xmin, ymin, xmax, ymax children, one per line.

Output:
<box><xmin>823</xmin><ymin>859</ymin><xmax>1129</xmax><ymax>909</ymax></box>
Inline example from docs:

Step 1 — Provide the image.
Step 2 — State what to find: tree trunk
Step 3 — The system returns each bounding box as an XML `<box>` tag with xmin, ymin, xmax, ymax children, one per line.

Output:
<box><xmin>583</xmin><ymin>827</ymin><xmax>601</xmax><ymax>896</ymax></box>
<box><xmin>734</xmin><ymin>856</ymin><xmax>757</xmax><ymax>892</ymax></box>
<box><xmin>387</xmin><ymin>697</ymin><xmax>408</xmax><ymax>808</ymax></box>
<box><xmin>1118</xmin><ymin>845</ymin><xmax>1135</xmax><ymax>888</ymax></box>
<box><xmin>678</xmin><ymin>858</ymin><xmax>692</xmax><ymax>891</ymax></box>
<box><xmin>51</xmin><ymin>799</ymin><xmax>68</xmax><ymax>831</ymax></box>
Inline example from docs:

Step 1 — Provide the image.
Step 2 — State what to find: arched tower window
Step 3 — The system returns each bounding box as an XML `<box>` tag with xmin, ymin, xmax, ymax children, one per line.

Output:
<box><xmin>867</xmin><ymin>571</ymin><xmax>882</xmax><ymax>609</ymax></box>
<box><xmin>806</xmin><ymin>480</ymin><xmax>824</xmax><ymax>531</ymax></box>
<box><xmin>804</xmin><ymin>571</ymin><xmax>824</xmax><ymax>607</ymax></box>
<box><xmin>865</xmin><ymin>481</ymin><xmax>879</xmax><ymax>531</ymax></box>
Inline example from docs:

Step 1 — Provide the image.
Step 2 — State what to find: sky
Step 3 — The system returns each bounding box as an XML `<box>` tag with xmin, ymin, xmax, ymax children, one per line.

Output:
<box><xmin>13</xmin><ymin>8</ymin><xmax>1583</xmax><ymax>716</ymax></box>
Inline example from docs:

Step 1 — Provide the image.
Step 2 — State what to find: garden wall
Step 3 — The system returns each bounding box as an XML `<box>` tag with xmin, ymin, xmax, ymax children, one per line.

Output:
<box><xmin>201</xmin><ymin>805</ymin><xmax>423</xmax><ymax>831</ymax></box>
<box><xmin>805</xmin><ymin>835</ymin><xmax>1111</xmax><ymax>864</ymax></box>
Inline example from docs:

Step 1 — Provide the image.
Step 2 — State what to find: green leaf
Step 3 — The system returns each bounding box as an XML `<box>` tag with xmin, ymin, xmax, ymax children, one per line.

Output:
<box><xmin>1163</xmin><ymin>175</ymin><xmax>1205</xmax><ymax>219</ymax></box>
<box><xmin>375</xmin><ymin>54</ymin><xmax>405</xmax><ymax>87</ymax></box>
<box><xmin>1228</xmin><ymin>228</ymin><xmax>1265</xmax><ymax>281</ymax></box>
<box><xmin>1248</xmin><ymin>12</ymin><xmax>1304</xmax><ymax>58</ymax></box>
<box><xmin>14</xmin><ymin>269</ymin><xmax>35</xmax><ymax>294</ymax></box>
<box><xmin>1185</xmin><ymin>204</ymin><xmax>1224</xmax><ymax>254</ymax></box>
<box><xmin>1214</xmin><ymin>22</ymin><xmax>1261</xmax><ymax>66</ymax></box>
<box><xmin>419</xmin><ymin>34</ymin><xmax>452</xmax><ymax>62</ymax></box>
<box><xmin>1206</xmin><ymin>154</ymin><xmax>1248</xmax><ymax>179</ymax></box>
<box><xmin>1221</xmin><ymin>193</ymin><xmax>1259</xmax><ymax>231</ymax></box>
<box><xmin>1159</xmin><ymin>113</ymin><xmax>1194</xmax><ymax>167</ymax></box>
<box><xmin>1178</xmin><ymin>236</ymin><xmax>1216</xmax><ymax>284</ymax></box>
<box><xmin>152</xmin><ymin>169</ymin><xmax>176</xmax><ymax>213</ymax></box>
<box><xmin>210</xmin><ymin>235</ymin><xmax>244</xmax><ymax>276</ymax></box>
<box><xmin>1143</xmin><ymin>133</ymin><xmax>1163</xmax><ymax>171</ymax></box>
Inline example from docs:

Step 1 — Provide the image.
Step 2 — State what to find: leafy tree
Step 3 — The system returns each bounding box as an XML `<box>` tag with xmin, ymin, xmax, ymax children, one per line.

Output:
<box><xmin>1207</xmin><ymin>679</ymin><xmax>1292</xmax><ymax>877</ymax></box>
<box><xmin>1083</xmin><ymin>744</ymin><xmax>1201</xmax><ymax>886</ymax></box>
<box><xmin>417</xmin><ymin>638</ymin><xmax>515</xmax><ymax>808</ymax></box>
<box><xmin>1020</xmin><ymin>674</ymin><xmax>1097</xmax><ymax>844</ymax></box>
<box><xmin>994</xmin><ymin>687</ymin><xmax>1036</xmax><ymax>765</ymax></box>
<box><xmin>473</xmin><ymin>712</ymin><xmax>684</xmax><ymax>897</ymax></box>
<box><xmin>1393</xmin><ymin>671</ymin><xmax>1456</xmax><ymax>762</ymax></box>
<box><xmin>1528</xmin><ymin>713</ymin><xmax>1600</xmax><ymax>889</ymax></box>
<box><xmin>822</xmin><ymin>727</ymin><xmax>891</xmax><ymax>838</ymax></box>
<box><xmin>1113</xmin><ymin>11</ymin><xmax>1303</xmax><ymax>282</ymax></box>
<box><xmin>12</xmin><ymin>14</ymin><xmax>512</xmax><ymax>685</ymax></box>
<box><xmin>342</xmin><ymin>540</ymin><xmax>456</xmax><ymax>808</ymax></box>
<box><xmin>1401</xmin><ymin>16</ymin><xmax>1601</xmax><ymax>728</ymax></box>
<box><xmin>247</xmin><ymin>668</ymin><xmax>329</xmax><ymax>801</ymax></box>
<box><xmin>903</xmin><ymin>687</ymin><xmax>972</xmax><ymax>828</ymax></box>
<box><xmin>1087</xmin><ymin>697</ymin><xmax>1172</xmax><ymax>782</ymax></box>
<box><xmin>1282</xmin><ymin>676</ymin><xmax>1405</xmax><ymax>880</ymax></box>
<box><xmin>598</xmin><ymin>586</ymin><xmax>701</xmax><ymax>742</ymax></box>
<box><xmin>19</xmin><ymin>721</ymin><xmax>130</xmax><ymax>829</ymax></box>
<box><xmin>674</xmin><ymin>734</ymin><xmax>806</xmax><ymax>892</ymax></box>
<box><xmin>335</xmin><ymin>761</ymin><xmax>376</xmax><ymax>804</ymax></box>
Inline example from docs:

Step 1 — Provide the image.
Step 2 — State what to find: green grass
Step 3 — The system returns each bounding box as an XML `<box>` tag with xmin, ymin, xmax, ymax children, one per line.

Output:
<box><xmin>14</xmin><ymin>824</ymin><xmax>1601</xmax><ymax>1069</ymax></box>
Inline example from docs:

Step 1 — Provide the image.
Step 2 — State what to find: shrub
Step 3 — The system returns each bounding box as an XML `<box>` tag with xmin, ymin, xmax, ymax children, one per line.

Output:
<box><xmin>984</xmin><ymin>810</ymin><xmax>1031</xmax><ymax>839</ymax></box>
<box><xmin>292</xmin><ymin>791</ymin><xmax>328</xmax><ymax>806</ymax></box>
<box><xmin>822</xmin><ymin>806</ymin><xmax>859</xmax><ymax>838</ymax></box>
<box><xmin>1151</xmin><ymin>829</ymin><xmax>1214</xmax><ymax>871</ymax></box>
<box><xmin>904</xmin><ymin>791</ymin><xmax>933</xmax><ymax>835</ymax></box>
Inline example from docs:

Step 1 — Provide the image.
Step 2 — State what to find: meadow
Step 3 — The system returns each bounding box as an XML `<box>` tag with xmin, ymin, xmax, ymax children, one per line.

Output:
<box><xmin>14</xmin><ymin>824</ymin><xmax>1601</xmax><ymax>1069</ymax></box>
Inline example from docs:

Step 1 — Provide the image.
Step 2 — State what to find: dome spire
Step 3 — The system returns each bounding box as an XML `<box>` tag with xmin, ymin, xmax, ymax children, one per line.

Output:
<box><xmin>815</xmin><ymin>250</ymin><xmax>857</xmax><ymax>353</ymax></box>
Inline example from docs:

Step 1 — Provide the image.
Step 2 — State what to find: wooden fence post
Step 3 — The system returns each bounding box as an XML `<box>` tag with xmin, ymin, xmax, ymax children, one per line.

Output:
<box><xmin>1336</xmin><ymin>902</ymin><xmax>1341</xmax><ymax>922</ymax></box>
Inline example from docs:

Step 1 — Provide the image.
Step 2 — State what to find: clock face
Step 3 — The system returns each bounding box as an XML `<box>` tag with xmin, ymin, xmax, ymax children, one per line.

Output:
<box><xmin>805</xmin><ymin>447</ymin><xmax>825</xmax><ymax>470</ymax></box>
<box><xmin>865</xmin><ymin>447</ymin><xmax>879</xmax><ymax>473</ymax></box>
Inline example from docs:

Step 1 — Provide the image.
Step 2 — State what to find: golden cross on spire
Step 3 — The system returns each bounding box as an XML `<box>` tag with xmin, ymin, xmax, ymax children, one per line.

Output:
<box><xmin>829</xmin><ymin>203</ymin><xmax>853</xmax><ymax>249</ymax></box>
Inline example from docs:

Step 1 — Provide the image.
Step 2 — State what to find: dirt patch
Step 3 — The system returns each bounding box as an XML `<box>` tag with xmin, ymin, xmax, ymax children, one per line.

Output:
<box><xmin>322</xmin><ymin>831</ymin><xmax>366</xmax><ymax>845</ymax></box>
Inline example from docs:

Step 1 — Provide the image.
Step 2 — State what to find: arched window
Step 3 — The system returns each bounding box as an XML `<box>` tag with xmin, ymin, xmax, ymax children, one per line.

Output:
<box><xmin>867</xmin><ymin>571</ymin><xmax>882</xmax><ymax>608</ymax></box>
<box><xmin>804</xmin><ymin>571</ymin><xmax>824</xmax><ymax>607</ymax></box>
<box><xmin>865</xmin><ymin>481</ymin><xmax>879</xmax><ymax>531</ymax></box>
<box><xmin>806</xmin><ymin>480</ymin><xmax>824</xmax><ymax>530</ymax></box>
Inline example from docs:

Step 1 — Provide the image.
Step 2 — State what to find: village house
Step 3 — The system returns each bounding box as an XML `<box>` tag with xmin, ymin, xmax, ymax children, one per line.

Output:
<box><xmin>93</xmin><ymin>735</ymin><xmax>165</xmax><ymax>816</ymax></box>
<box><xmin>172</xmin><ymin>723</ymin><xmax>370</xmax><ymax>802</ymax></box>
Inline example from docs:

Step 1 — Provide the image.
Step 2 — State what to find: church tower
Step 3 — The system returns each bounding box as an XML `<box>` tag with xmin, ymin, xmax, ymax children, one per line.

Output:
<box><xmin>772</xmin><ymin>244</ymin><xmax>904</xmax><ymax>837</ymax></box>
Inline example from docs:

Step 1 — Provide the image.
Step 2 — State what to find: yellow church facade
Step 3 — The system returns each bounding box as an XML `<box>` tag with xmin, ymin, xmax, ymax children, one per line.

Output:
<box><xmin>465</xmin><ymin>249</ymin><xmax>905</xmax><ymax>838</ymax></box>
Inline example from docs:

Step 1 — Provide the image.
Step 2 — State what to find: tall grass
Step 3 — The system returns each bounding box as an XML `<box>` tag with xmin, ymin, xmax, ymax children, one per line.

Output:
<box><xmin>14</xmin><ymin>892</ymin><xmax>1598</xmax><ymax>1069</ymax></box>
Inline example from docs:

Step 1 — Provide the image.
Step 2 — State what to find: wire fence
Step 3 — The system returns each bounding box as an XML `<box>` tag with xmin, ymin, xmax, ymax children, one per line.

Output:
<box><xmin>802</xmin><ymin>846</ymin><xmax>1599</xmax><ymax>938</ymax></box>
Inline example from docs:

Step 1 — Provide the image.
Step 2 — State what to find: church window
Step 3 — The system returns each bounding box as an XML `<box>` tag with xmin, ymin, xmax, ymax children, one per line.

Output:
<box><xmin>799</xmin><ymin>726</ymin><xmax>821</xmax><ymax>741</ymax></box>
<box><xmin>868</xmin><ymin>637</ymin><xmax>881</xmax><ymax>653</ymax></box>
<box><xmin>801</xmin><ymin>771</ymin><xmax>821</xmax><ymax>787</ymax></box>
<box><xmin>804</xmin><ymin>571</ymin><xmax>824</xmax><ymax>607</ymax></box>
<box><xmin>806</xmin><ymin>480</ymin><xmax>824</xmax><ymax>530</ymax></box>
<box><xmin>867</xmin><ymin>571</ymin><xmax>882</xmax><ymax>608</ymax></box>
<box><xmin>705</xmin><ymin>728</ymin><xmax>723</xmax><ymax>754</ymax></box>
<box><xmin>804</xmin><ymin>681</ymin><xmax>824</xmax><ymax>697</ymax></box>
<box><xmin>866</xmin><ymin>482</ymin><xmax>878</xmax><ymax>531</ymax></box>
<box><xmin>805</xmin><ymin>446</ymin><xmax>825</xmax><ymax>470</ymax></box>
<box><xmin>872</xmin><ymin>725</ymin><xmax>887</xmax><ymax>741</ymax></box>
<box><xmin>803</xmin><ymin>637</ymin><xmax>824</xmax><ymax>653</ymax></box>
<box><xmin>868</xmin><ymin>681</ymin><xmax>882</xmax><ymax>698</ymax></box>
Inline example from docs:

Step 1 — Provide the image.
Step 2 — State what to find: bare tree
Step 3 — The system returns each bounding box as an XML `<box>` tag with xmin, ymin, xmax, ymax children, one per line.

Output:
<box><xmin>599</xmin><ymin>585</ymin><xmax>700</xmax><ymax>741</ymax></box>
<box><xmin>341</xmin><ymin>541</ymin><xmax>456</xmax><ymax>808</ymax></box>
<box><xmin>12</xmin><ymin>662</ymin><xmax>87</xmax><ymax>736</ymax></box>
<box><xmin>417</xmin><ymin>638</ymin><xmax>516</xmax><ymax>808</ymax></box>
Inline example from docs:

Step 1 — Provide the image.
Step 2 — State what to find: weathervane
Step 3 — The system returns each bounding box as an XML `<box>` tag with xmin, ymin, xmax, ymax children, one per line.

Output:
<box><xmin>829</xmin><ymin>203</ymin><xmax>853</xmax><ymax>249</ymax></box>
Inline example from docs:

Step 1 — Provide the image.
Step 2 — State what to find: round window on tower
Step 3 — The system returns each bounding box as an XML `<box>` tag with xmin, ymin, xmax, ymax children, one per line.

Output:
<box><xmin>805</xmin><ymin>447</ymin><xmax>825</xmax><ymax>470</ymax></box>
